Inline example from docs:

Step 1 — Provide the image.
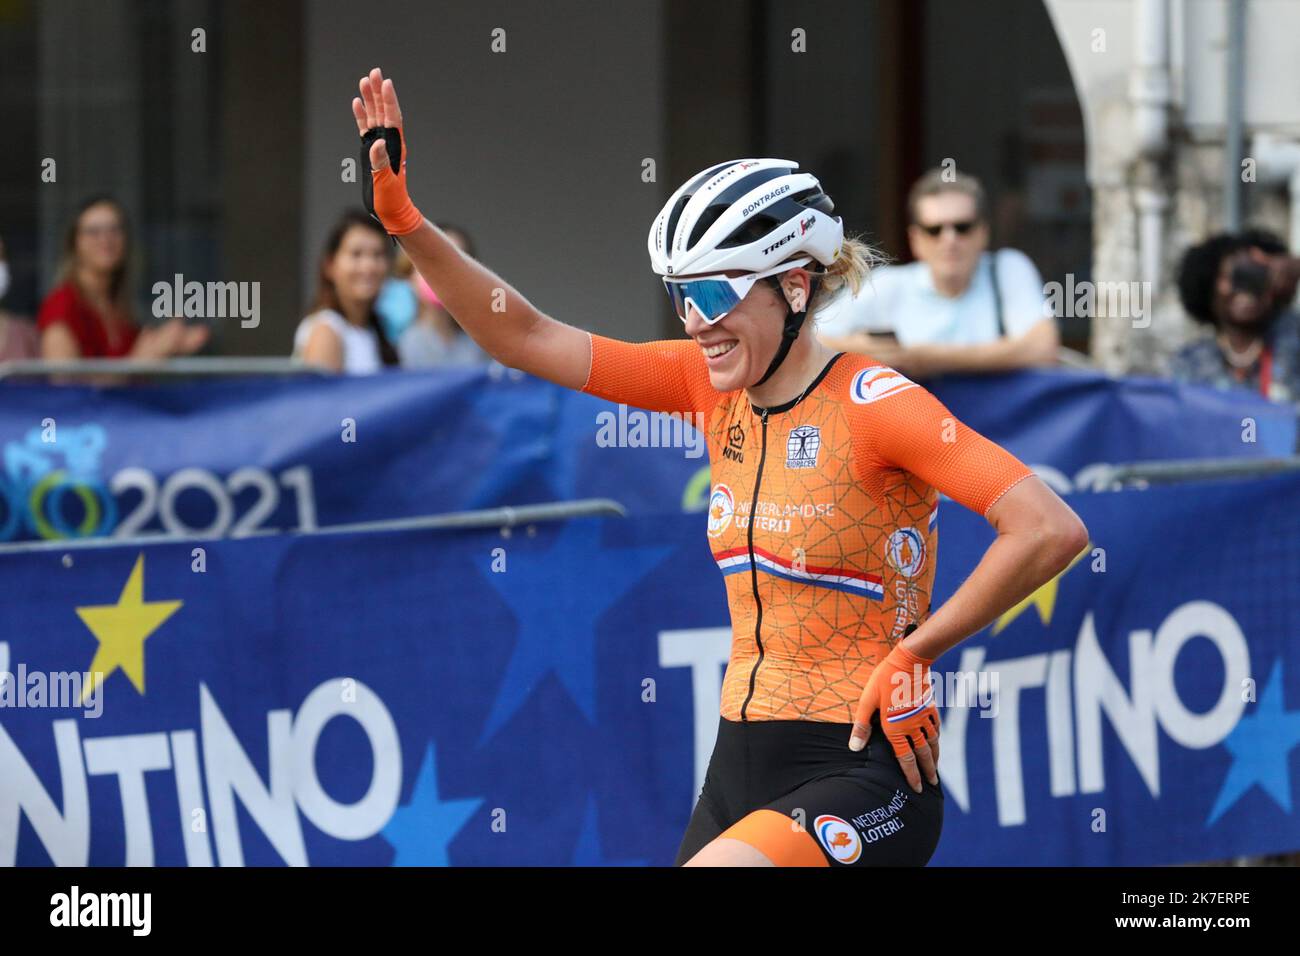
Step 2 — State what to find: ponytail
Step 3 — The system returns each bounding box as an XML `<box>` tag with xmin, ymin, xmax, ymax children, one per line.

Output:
<box><xmin>810</xmin><ymin>235</ymin><xmax>886</xmax><ymax>316</ymax></box>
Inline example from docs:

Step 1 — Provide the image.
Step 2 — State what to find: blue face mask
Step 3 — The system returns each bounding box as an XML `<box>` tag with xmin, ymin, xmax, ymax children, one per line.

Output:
<box><xmin>374</xmin><ymin>277</ymin><xmax>418</xmax><ymax>340</ymax></box>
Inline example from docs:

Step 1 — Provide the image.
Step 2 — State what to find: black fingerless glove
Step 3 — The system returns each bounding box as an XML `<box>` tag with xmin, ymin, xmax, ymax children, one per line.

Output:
<box><xmin>360</xmin><ymin>125</ymin><xmax>403</xmax><ymax>225</ymax></box>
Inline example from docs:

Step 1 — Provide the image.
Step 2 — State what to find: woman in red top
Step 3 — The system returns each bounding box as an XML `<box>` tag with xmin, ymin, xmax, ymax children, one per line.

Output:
<box><xmin>37</xmin><ymin>196</ymin><xmax>207</xmax><ymax>362</ymax></box>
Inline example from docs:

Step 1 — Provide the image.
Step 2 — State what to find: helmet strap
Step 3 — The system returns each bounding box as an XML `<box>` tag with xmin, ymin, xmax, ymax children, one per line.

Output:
<box><xmin>751</xmin><ymin>308</ymin><xmax>804</xmax><ymax>388</ymax></box>
<box><xmin>751</xmin><ymin>274</ymin><xmax>821</xmax><ymax>389</ymax></box>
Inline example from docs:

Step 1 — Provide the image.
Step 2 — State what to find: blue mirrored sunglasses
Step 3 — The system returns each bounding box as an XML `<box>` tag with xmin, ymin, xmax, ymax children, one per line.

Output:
<box><xmin>663</xmin><ymin>257</ymin><xmax>814</xmax><ymax>325</ymax></box>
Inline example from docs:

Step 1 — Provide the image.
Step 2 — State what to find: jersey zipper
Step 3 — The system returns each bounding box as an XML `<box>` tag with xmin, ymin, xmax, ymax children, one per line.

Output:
<box><xmin>739</xmin><ymin>406</ymin><xmax>769</xmax><ymax>722</ymax></box>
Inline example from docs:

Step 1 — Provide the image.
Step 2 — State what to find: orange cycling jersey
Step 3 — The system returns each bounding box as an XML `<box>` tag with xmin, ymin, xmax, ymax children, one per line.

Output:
<box><xmin>582</xmin><ymin>334</ymin><xmax>1033</xmax><ymax>724</ymax></box>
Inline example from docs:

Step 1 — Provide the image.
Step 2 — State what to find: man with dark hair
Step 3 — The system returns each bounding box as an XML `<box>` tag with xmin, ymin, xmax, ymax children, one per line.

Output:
<box><xmin>1171</xmin><ymin>229</ymin><xmax>1300</xmax><ymax>405</ymax></box>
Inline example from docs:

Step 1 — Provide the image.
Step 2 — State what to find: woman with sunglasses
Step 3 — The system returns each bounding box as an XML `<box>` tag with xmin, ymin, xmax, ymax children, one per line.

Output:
<box><xmin>353</xmin><ymin>67</ymin><xmax>1088</xmax><ymax>867</ymax></box>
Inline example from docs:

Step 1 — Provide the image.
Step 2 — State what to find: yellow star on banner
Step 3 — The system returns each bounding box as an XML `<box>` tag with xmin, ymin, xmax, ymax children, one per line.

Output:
<box><xmin>991</xmin><ymin>543</ymin><xmax>1089</xmax><ymax>635</ymax></box>
<box><xmin>77</xmin><ymin>553</ymin><xmax>182</xmax><ymax>702</ymax></box>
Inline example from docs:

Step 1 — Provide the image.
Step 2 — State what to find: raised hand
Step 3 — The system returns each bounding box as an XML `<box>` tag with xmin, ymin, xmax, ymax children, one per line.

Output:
<box><xmin>351</xmin><ymin>67</ymin><xmax>424</xmax><ymax>235</ymax></box>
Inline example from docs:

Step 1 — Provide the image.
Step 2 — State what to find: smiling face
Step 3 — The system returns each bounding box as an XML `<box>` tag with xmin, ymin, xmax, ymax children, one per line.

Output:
<box><xmin>324</xmin><ymin>224</ymin><xmax>390</xmax><ymax>307</ymax></box>
<box><xmin>680</xmin><ymin>268</ymin><xmax>811</xmax><ymax>392</ymax></box>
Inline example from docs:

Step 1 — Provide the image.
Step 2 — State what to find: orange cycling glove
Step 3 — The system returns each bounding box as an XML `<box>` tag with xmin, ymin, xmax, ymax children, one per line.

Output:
<box><xmin>360</xmin><ymin>123</ymin><xmax>425</xmax><ymax>236</ymax></box>
<box><xmin>851</xmin><ymin>641</ymin><xmax>939</xmax><ymax>758</ymax></box>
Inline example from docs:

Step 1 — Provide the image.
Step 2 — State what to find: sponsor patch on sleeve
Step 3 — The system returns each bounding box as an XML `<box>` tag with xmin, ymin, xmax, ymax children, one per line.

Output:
<box><xmin>849</xmin><ymin>367</ymin><xmax>917</xmax><ymax>405</ymax></box>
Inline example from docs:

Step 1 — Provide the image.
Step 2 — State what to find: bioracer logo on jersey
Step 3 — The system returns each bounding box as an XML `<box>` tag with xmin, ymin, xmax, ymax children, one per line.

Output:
<box><xmin>850</xmin><ymin>367</ymin><xmax>917</xmax><ymax>405</ymax></box>
<box><xmin>785</xmin><ymin>424</ymin><xmax>820</xmax><ymax>468</ymax></box>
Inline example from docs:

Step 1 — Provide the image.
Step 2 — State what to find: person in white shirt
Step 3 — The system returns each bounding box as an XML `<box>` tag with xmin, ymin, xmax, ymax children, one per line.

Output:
<box><xmin>817</xmin><ymin>169</ymin><xmax>1059</xmax><ymax>378</ymax></box>
<box><xmin>398</xmin><ymin>223</ymin><xmax>489</xmax><ymax>369</ymax></box>
<box><xmin>294</xmin><ymin>210</ymin><xmax>399</xmax><ymax>374</ymax></box>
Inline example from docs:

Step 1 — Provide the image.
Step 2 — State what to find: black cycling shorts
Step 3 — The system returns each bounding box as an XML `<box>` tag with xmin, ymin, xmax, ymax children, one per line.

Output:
<box><xmin>674</xmin><ymin>711</ymin><xmax>943</xmax><ymax>866</ymax></box>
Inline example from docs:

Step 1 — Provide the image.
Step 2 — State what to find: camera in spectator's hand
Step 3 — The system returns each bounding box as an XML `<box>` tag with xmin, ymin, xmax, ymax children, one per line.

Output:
<box><xmin>1229</xmin><ymin>258</ymin><xmax>1272</xmax><ymax>297</ymax></box>
<box><xmin>1218</xmin><ymin>250</ymin><xmax>1278</xmax><ymax>327</ymax></box>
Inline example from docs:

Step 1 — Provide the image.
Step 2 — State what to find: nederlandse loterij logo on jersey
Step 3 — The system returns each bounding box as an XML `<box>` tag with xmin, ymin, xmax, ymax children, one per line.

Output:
<box><xmin>813</xmin><ymin>814</ymin><xmax>862</xmax><ymax>864</ymax></box>
<box><xmin>707</xmin><ymin>484</ymin><xmax>735</xmax><ymax>538</ymax></box>
<box><xmin>785</xmin><ymin>424</ymin><xmax>820</xmax><ymax>468</ymax></box>
<box><xmin>849</xmin><ymin>367</ymin><xmax>916</xmax><ymax>405</ymax></box>
<box><xmin>886</xmin><ymin>527</ymin><xmax>926</xmax><ymax>578</ymax></box>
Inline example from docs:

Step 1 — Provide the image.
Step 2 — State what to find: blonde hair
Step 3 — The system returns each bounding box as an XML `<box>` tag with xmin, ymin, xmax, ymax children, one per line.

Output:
<box><xmin>809</xmin><ymin>235</ymin><xmax>886</xmax><ymax>316</ymax></box>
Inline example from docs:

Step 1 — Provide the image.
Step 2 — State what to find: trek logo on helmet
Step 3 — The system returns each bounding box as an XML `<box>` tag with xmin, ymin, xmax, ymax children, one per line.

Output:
<box><xmin>706</xmin><ymin>165</ymin><xmax>745</xmax><ymax>191</ymax></box>
<box><xmin>761</xmin><ymin>230</ymin><xmax>797</xmax><ymax>256</ymax></box>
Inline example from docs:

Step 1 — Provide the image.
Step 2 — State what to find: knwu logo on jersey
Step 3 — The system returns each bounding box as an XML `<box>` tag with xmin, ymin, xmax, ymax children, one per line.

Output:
<box><xmin>723</xmin><ymin>423</ymin><xmax>745</xmax><ymax>463</ymax></box>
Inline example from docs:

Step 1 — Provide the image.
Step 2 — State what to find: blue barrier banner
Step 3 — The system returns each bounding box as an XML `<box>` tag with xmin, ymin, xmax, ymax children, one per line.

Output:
<box><xmin>0</xmin><ymin>369</ymin><xmax>711</xmax><ymax>543</ymax></box>
<box><xmin>0</xmin><ymin>367</ymin><xmax>1294</xmax><ymax>544</ymax></box>
<box><xmin>927</xmin><ymin>472</ymin><xmax>1300</xmax><ymax>865</ymax></box>
<box><xmin>929</xmin><ymin>368</ymin><xmax>1298</xmax><ymax>493</ymax></box>
<box><xmin>3</xmin><ymin>473</ymin><xmax>1298</xmax><ymax>866</ymax></box>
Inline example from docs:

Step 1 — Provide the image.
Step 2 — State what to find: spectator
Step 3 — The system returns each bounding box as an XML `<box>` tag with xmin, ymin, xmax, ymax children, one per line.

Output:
<box><xmin>816</xmin><ymin>168</ymin><xmax>1060</xmax><ymax>378</ymax></box>
<box><xmin>397</xmin><ymin>224</ymin><xmax>488</xmax><ymax>369</ymax></box>
<box><xmin>374</xmin><ymin>246</ymin><xmax>420</xmax><ymax>343</ymax></box>
<box><xmin>37</xmin><ymin>196</ymin><xmax>208</xmax><ymax>362</ymax></box>
<box><xmin>0</xmin><ymin>235</ymin><xmax>39</xmax><ymax>362</ymax></box>
<box><xmin>1171</xmin><ymin>229</ymin><xmax>1300</xmax><ymax>404</ymax></box>
<box><xmin>294</xmin><ymin>210</ymin><xmax>399</xmax><ymax>374</ymax></box>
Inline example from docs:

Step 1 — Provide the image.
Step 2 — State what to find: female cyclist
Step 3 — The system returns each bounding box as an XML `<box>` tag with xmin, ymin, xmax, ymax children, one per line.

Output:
<box><xmin>352</xmin><ymin>67</ymin><xmax>1088</xmax><ymax>867</ymax></box>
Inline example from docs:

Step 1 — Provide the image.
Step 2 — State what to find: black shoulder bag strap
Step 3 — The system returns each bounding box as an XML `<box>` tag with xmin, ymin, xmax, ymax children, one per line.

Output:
<box><xmin>989</xmin><ymin>249</ymin><xmax>1006</xmax><ymax>338</ymax></box>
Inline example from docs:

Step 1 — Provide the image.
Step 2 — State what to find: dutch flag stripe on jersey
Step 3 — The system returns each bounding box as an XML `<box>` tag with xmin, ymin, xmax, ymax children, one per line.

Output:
<box><xmin>712</xmin><ymin>545</ymin><xmax>884</xmax><ymax>599</ymax></box>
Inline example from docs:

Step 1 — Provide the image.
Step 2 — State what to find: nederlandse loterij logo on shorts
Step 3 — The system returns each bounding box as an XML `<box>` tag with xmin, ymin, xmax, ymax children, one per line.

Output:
<box><xmin>849</xmin><ymin>367</ymin><xmax>916</xmax><ymax>405</ymax></box>
<box><xmin>814</xmin><ymin>814</ymin><xmax>862</xmax><ymax>864</ymax></box>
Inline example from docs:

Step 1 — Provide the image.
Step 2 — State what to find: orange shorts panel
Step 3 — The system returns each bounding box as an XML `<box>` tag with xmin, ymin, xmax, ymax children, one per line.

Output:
<box><xmin>719</xmin><ymin>809</ymin><xmax>829</xmax><ymax>867</ymax></box>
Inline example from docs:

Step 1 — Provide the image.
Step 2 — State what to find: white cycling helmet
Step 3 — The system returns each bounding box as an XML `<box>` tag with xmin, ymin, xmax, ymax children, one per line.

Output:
<box><xmin>649</xmin><ymin>158</ymin><xmax>845</xmax><ymax>386</ymax></box>
<box><xmin>648</xmin><ymin>158</ymin><xmax>843</xmax><ymax>277</ymax></box>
